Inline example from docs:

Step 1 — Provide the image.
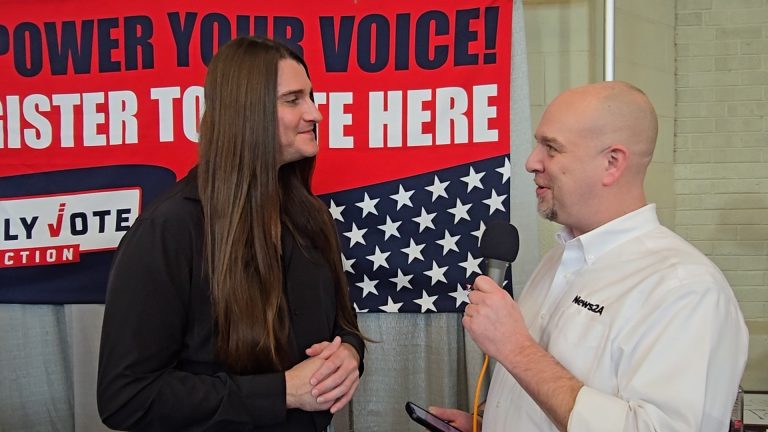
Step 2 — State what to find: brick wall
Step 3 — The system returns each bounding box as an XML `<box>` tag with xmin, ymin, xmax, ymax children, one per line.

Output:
<box><xmin>675</xmin><ymin>0</ymin><xmax>768</xmax><ymax>390</ymax></box>
<box><xmin>614</xmin><ymin>0</ymin><xmax>676</xmax><ymax>228</ymax></box>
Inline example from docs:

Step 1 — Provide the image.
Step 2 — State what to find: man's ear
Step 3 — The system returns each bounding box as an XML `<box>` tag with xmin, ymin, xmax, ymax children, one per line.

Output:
<box><xmin>602</xmin><ymin>145</ymin><xmax>629</xmax><ymax>186</ymax></box>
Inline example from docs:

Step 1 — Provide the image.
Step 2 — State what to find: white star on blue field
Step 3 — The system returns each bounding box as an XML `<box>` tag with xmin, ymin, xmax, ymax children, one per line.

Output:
<box><xmin>319</xmin><ymin>156</ymin><xmax>511</xmax><ymax>313</ymax></box>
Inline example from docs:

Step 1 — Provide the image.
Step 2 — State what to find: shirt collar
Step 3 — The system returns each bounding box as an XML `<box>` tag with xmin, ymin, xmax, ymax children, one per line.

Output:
<box><xmin>556</xmin><ymin>204</ymin><xmax>660</xmax><ymax>265</ymax></box>
<box><xmin>180</xmin><ymin>166</ymin><xmax>200</xmax><ymax>201</ymax></box>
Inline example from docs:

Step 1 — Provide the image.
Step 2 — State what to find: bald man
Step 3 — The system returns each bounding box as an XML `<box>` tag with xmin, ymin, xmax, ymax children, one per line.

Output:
<box><xmin>431</xmin><ymin>82</ymin><xmax>748</xmax><ymax>431</ymax></box>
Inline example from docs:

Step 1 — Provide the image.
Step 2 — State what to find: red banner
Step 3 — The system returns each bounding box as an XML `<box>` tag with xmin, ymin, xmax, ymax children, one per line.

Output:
<box><xmin>0</xmin><ymin>0</ymin><xmax>512</xmax><ymax>305</ymax></box>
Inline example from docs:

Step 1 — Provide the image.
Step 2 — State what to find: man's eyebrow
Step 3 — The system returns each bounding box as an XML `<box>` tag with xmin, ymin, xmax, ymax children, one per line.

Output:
<box><xmin>535</xmin><ymin>135</ymin><xmax>563</xmax><ymax>148</ymax></box>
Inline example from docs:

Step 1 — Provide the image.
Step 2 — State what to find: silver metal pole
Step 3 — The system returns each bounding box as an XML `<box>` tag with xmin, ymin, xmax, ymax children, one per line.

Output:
<box><xmin>604</xmin><ymin>0</ymin><xmax>615</xmax><ymax>80</ymax></box>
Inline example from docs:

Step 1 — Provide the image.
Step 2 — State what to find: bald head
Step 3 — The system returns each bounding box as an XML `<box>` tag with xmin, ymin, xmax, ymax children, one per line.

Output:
<box><xmin>553</xmin><ymin>81</ymin><xmax>658</xmax><ymax>172</ymax></box>
<box><xmin>528</xmin><ymin>81</ymin><xmax>659</xmax><ymax>233</ymax></box>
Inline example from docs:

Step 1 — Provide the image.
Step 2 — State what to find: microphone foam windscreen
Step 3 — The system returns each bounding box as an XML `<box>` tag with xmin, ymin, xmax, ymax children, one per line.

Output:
<box><xmin>480</xmin><ymin>220</ymin><xmax>520</xmax><ymax>263</ymax></box>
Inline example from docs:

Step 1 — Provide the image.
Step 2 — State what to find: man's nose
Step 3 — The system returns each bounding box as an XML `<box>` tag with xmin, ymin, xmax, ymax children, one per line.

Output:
<box><xmin>525</xmin><ymin>145</ymin><xmax>542</xmax><ymax>173</ymax></box>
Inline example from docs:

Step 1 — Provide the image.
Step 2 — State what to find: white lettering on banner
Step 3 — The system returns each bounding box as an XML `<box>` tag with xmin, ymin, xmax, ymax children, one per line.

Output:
<box><xmin>23</xmin><ymin>94</ymin><xmax>52</xmax><ymax>149</ymax></box>
<box><xmin>436</xmin><ymin>87</ymin><xmax>469</xmax><ymax>145</ymax></box>
<box><xmin>473</xmin><ymin>84</ymin><xmax>498</xmax><ymax>143</ymax></box>
<box><xmin>150</xmin><ymin>86</ymin><xmax>204</xmax><ymax>143</ymax></box>
<box><xmin>313</xmin><ymin>91</ymin><xmax>354</xmax><ymax>149</ymax></box>
<box><xmin>150</xmin><ymin>86</ymin><xmax>181</xmax><ymax>142</ymax></box>
<box><xmin>317</xmin><ymin>84</ymin><xmax>498</xmax><ymax>149</ymax></box>
<box><xmin>0</xmin><ymin>84</ymin><xmax>496</xmax><ymax>150</ymax></box>
<box><xmin>407</xmin><ymin>89</ymin><xmax>432</xmax><ymax>147</ymax></box>
<box><xmin>368</xmin><ymin>91</ymin><xmax>403</xmax><ymax>148</ymax></box>
<box><xmin>182</xmin><ymin>86</ymin><xmax>204</xmax><ymax>142</ymax></box>
<box><xmin>0</xmin><ymin>92</ymin><xmax>139</xmax><ymax>148</ymax></box>
<box><xmin>0</xmin><ymin>245</ymin><xmax>79</xmax><ymax>268</ymax></box>
<box><xmin>0</xmin><ymin>189</ymin><xmax>141</xmax><ymax>268</ymax></box>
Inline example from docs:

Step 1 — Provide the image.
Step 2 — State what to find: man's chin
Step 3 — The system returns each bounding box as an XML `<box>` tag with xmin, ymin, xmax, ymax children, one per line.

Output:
<box><xmin>539</xmin><ymin>207</ymin><xmax>557</xmax><ymax>222</ymax></box>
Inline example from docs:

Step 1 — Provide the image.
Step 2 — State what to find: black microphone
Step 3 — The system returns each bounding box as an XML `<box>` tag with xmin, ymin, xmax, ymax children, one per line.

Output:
<box><xmin>479</xmin><ymin>220</ymin><xmax>520</xmax><ymax>290</ymax></box>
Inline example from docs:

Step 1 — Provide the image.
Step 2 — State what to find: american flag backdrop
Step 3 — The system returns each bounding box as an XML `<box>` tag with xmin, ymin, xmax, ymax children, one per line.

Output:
<box><xmin>305</xmin><ymin>2</ymin><xmax>514</xmax><ymax>314</ymax></box>
<box><xmin>319</xmin><ymin>155</ymin><xmax>511</xmax><ymax>313</ymax></box>
<box><xmin>0</xmin><ymin>0</ymin><xmax>513</xmax><ymax>304</ymax></box>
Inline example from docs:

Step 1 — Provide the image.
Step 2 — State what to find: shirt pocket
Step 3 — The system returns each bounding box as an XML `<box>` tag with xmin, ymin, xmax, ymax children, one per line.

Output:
<box><xmin>546</xmin><ymin>308</ymin><xmax>610</xmax><ymax>382</ymax></box>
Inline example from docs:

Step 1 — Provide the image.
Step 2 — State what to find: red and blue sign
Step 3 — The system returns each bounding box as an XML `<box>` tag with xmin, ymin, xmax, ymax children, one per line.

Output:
<box><xmin>0</xmin><ymin>0</ymin><xmax>512</xmax><ymax>309</ymax></box>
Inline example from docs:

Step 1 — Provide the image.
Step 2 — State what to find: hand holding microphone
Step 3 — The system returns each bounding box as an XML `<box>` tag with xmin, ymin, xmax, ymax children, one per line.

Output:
<box><xmin>463</xmin><ymin>220</ymin><xmax>528</xmax><ymax>361</ymax></box>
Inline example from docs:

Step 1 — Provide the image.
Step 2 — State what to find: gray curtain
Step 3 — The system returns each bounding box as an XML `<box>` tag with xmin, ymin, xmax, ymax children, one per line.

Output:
<box><xmin>0</xmin><ymin>2</ymin><xmax>534</xmax><ymax>431</ymax></box>
<box><xmin>0</xmin><ymin>305</ymin><xmax>73</xmax><ymax>432</ymax></box>
<box><xmin>350</xmin><ymin>314</ymin><xmax>469</xmax><ymax>432</ymax></box>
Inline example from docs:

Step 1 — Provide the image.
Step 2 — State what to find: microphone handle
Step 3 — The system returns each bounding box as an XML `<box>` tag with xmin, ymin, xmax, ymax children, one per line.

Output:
<box><xmin>485</xmin><ymin>258</ymin><xmax>509</xmax><ymax>288</ymax></box>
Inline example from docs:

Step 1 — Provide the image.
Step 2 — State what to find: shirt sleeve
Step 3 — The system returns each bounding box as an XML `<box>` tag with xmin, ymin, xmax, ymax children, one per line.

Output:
<box><xmin>566</xmin><ymin>282</ymin><xmax>748</xmax><ymax>432</ymax></box>
<box><xmin>97</xmin><ymin>214</ymin><xmax>288</xmax><ymax>431</ymax></box>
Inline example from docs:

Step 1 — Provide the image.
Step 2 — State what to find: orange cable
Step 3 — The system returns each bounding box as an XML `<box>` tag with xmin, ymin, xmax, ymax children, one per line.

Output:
<box><xmin>472</xmin><ymin>354</ymin><xmax>490</xmax><ymax>432</ymax></box>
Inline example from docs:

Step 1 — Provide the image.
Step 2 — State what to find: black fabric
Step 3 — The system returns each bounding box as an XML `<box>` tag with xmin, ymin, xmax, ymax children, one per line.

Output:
<box><xmin>97</xmin><ymin>171</ymin><xmax>364</xmax><ymax>431</ymax></box>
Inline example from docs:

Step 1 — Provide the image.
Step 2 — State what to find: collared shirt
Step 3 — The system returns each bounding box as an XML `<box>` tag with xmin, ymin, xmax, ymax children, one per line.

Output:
<box><xmin>483</xmin><ymin>204</ymin><xmax>748</xmax><ymax>432</ymax></box>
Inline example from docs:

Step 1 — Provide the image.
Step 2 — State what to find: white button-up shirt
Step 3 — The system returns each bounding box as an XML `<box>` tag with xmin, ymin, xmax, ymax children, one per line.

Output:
<box><xmin>483</xmin><ymin>204</ymin><xmax>748</xmax><ymax>432</ymax></box>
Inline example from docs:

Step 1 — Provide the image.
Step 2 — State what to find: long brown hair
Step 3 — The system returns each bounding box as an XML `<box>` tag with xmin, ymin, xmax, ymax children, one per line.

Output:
<box><xmin>197</xmin><ymin>36</ymin><xmax>363</xmax><ymax>373</ymax></box>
